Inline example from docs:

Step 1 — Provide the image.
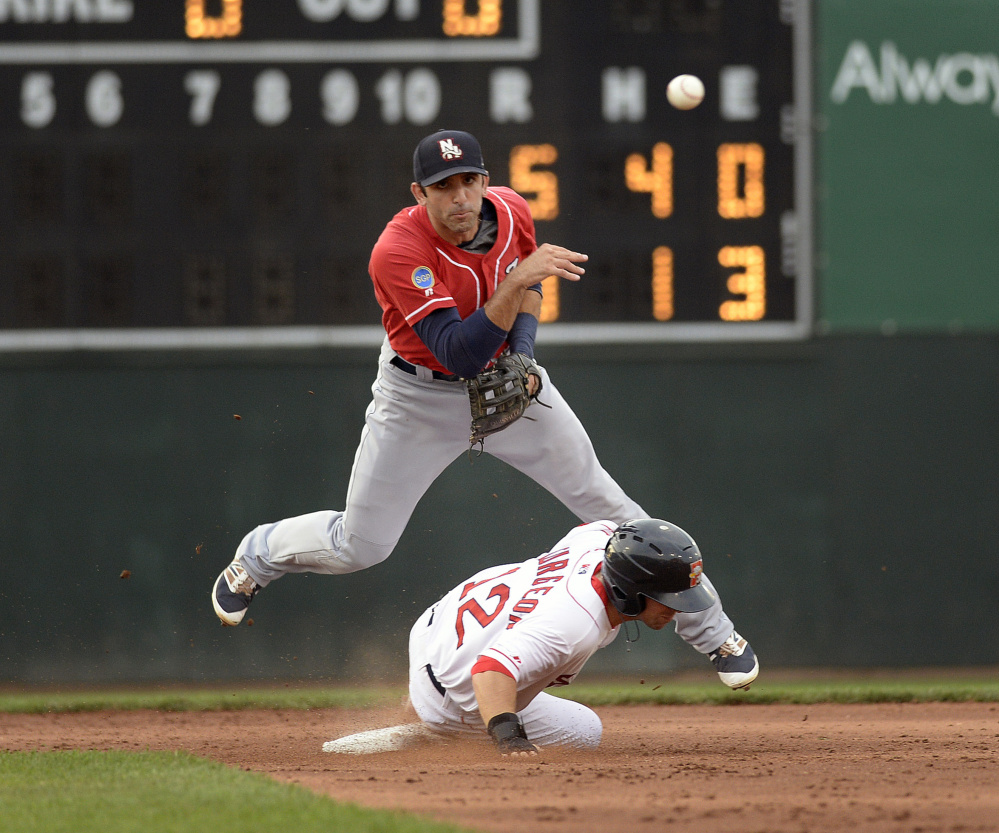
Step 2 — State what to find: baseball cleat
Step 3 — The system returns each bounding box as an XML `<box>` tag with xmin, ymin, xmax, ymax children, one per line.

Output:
<box><xmin>322</xmin><ymin>723</ymin><xmax>442</xmax><ymax>754</ymax></box>
<box><xmin>708</xmin><ymin>631</ymin><xmax>759</xmax><ymax>690</ymax></box>
<box><xmin>212</xmin><ymin>560</ymin><xmax>259</xmax><ymax>626</ymax></box>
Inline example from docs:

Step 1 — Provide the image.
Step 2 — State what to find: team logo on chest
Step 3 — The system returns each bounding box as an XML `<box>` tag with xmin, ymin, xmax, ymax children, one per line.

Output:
<box><xmin>505</xmin><ymin>258</ymin><xmax>519</xmax><ymax>275</ymax></box>
<box><xmin>411</xmin><ymin>266</ymin><xmax>435</xmax><ymax>296</ymax></box>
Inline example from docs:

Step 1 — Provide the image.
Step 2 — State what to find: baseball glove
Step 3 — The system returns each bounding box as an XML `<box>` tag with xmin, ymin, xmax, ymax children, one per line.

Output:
<box><xmin>466</xmin><ymin>352</ymin><xmax>544</xmax><ymax>446</ymax></box>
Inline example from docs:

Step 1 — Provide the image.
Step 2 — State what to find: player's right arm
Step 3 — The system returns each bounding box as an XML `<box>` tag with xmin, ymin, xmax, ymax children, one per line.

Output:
<box><xmin>472</xmin><ymin>668</ymin><xmax>539</xmax><ymax>757</ymax></box>
<box><xmin>481</xmin><ymin>244</ymin><xmax>585</xmax><ymax>333</ymax></box>
<box><xmin>413</xmin><ymin>244</ymin><xmax>582</xmax><ymax>377</ymax></box>
<box><xmin>471</xmin><ymin>668</ymin><xmax>519</xmax><ymax>725</ymax></box>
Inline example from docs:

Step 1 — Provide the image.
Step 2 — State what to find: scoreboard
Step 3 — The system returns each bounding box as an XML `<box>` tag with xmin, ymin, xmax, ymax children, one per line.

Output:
<box><xmin>0</xmin><ymin>0</ymin><xmax>812</xmax><ymax>346</ymax></box>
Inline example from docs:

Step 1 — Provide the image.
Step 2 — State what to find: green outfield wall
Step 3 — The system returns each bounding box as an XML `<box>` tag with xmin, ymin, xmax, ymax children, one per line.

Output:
<box><xmin>1</xmin><ymin>337</ymin><xmax>996</xmax><ymax>684</ymax></box>
<box><xmin>817</xmin><ymin>0</ymin><xmax>999</xmax><ymax>331</ymax></box>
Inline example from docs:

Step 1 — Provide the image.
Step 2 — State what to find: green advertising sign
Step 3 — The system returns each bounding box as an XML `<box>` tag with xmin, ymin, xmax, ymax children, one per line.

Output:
<box><xmin>818</xmin><ymin>0</ymin><xmax>999</xmax><ymax>331</ymax></box>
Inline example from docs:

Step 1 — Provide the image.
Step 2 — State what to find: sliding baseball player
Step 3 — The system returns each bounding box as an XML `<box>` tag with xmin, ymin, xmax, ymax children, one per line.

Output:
<box><xmin>324</xmin><ymin>518</ymin><xmax>758</xmax><ymax>755</ymax></box>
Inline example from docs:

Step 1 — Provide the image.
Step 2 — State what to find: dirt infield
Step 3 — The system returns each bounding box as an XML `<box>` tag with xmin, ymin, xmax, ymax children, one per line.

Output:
<box><xmin>3</xmin><ymin>701</ymin><xmax>998</xmax><ymax>832</ymax></box>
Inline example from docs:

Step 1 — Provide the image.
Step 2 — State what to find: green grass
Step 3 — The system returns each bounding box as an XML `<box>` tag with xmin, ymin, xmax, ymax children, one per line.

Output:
<box><xmin>3</xmin><ymin>672</ymin><xmax>997</xmax><ymax>714</ymax></box>
<box><xmin>0</xmin><ymin>750</ymin><xmax>473</xmax><ymax>833</ymax></box>
<box><xmin>562</xmin><ymin>676</ymin><xmax>999</xmax><ymax>705</ymax></box>
<box><xmin>0</xmin><ymin>684</ymin><xmax>404</xmax><ymax>715</ymax></box>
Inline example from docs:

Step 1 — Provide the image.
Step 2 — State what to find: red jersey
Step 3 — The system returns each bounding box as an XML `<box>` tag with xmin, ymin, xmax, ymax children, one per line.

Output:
<box><xmin>368</xmin><ymin>186</ymin><xmax>538</xmax><ymax>374</ymax></box>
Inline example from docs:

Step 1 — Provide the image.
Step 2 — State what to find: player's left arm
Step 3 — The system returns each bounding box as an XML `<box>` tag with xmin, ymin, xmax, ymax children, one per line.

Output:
<box><xmin>506</xmin><ymin>290</ymin><xmax>542</xmax><ymax>395</ymax></box>
<box><xmin>503</xmin><ymin>203</ymin><xmax>547</xmax><ymax>390</ymax></box>
<box><xmin>509</xmin><ymin>287</ymin><xmax>541</xmax><ymax>352</ymax></box>
<box><xmin>410</xmin><ymin>278</ymin><xmax>541</xmax><ymax>379</ymax></box>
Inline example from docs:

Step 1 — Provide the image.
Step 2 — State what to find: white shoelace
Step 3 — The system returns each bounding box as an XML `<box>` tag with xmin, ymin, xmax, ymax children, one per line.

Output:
<box><xmin>224</xmin><ymin>563</ymin><xmax>257</xmax><ymax>596</ymax></box>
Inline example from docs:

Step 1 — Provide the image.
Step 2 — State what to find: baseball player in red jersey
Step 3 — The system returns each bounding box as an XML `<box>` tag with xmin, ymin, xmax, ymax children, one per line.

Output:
<box><xmin>212</xmin><ymin>130</ymin><xmax>758</xmax><ymax>692</ymax></box>
<box><xmin>324</xmin><ymin>518</ymin><xmax>748</xmax><ymax>756</ymax></box>
<box><xmin>371</xmin><ymin>182</ymin><xmax>540</xmax><ymax>376</ymax></box>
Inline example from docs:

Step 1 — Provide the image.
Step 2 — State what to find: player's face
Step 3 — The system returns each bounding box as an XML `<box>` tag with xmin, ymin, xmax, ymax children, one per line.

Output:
<box><xmin>412</xmin><ymin>173</ymin><xmax>489</xmax><ymax>246</ymax></box>
<box><xmin>636</xmin><ymin>599</ymin><xmax>679</xmax><ymax>630</ymax></box>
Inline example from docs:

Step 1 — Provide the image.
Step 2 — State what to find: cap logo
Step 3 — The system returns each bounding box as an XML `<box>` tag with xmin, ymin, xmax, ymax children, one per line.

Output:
<box><xmin>688</xmin><ymin>559</ymin><xmax>703</xmax><ymax>588</ymax></box>
<box><xmin>438</xmin><ymin>138</ymin><xmax>463</xmax><ymax>161</ymax></box>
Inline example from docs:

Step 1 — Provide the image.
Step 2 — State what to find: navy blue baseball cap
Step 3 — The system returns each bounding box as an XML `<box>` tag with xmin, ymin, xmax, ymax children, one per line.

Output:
<box><xmin>413</xmin><ymin>130</ymin><xmax>488</xmax><ymax>187</ymax></box>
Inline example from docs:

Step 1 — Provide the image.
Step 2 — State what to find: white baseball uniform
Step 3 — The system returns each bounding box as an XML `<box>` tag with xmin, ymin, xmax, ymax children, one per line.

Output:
<box><xmin>407</xmin><ymin>520</ymin><xmax>726</xmax><ymax>748</ymax></box>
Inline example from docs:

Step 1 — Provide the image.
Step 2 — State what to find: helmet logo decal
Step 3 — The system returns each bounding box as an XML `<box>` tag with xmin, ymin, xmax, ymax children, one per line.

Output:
<box><xmin>689</xmin><ymin>558</ymin><xmax>703</xmax><ymax>588</ymax></box>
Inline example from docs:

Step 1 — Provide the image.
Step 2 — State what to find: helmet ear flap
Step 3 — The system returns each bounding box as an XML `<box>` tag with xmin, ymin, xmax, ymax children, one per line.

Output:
<box><xmin>605</xmin><ymin>572</ymin><xmax>645</xmax><ymax>617</ymax></box>
<box><xmin>620</xmin><ymin>594</ymin><xmax>646</xmax><ymax>617</ymax></box>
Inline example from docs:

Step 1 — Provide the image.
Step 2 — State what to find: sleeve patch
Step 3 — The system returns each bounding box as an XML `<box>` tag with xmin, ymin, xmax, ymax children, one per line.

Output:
<box><xmin>411</xmin><ymin>266</ymin><xmax>435</xmax><ymax>291</ymax></box>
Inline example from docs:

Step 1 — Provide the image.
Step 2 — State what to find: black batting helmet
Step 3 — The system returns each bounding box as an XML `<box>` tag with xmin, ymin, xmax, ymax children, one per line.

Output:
<box><xmin>601</xmin><ymin>519</ymin><xmax>716</xmax><ymax>616</ymax></box>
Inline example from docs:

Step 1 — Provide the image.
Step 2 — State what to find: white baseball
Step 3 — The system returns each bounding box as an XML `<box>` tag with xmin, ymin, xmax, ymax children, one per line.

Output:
<box><xmin>667</xmin><ymin>74</ymin><xmax>705</xmax><ymax>110</ymax></box>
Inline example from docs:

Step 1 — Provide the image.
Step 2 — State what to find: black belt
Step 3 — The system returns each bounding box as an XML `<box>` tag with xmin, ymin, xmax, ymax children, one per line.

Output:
<box><xmin>425</xmin><ymin>664</ymin><xmax>447</xmax><ymax>698</ymax></box>
<box><xmin>390</xmin><ymin>355</ymin><xmax>461</xmax><ymax>382</ymax></box>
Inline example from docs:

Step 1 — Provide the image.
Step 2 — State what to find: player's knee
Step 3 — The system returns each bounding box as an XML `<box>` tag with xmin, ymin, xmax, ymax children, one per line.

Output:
<box><xmin>551</xmin><ymin>715</ymin><xmax>602</xmax><ymax>749</ymax></box>
<box><xmin>339</xmin><ymin>536</ymin><xmax>397</xmax><ymax>571</ymax></box>
<box><xmin>532</xmin><ymin>700</ymin><xmax>603</xmax><ymax>749</ymax></box>
<box><xmin>569</xmin><ymin>709</ymin><xmax>603</xmax><ymax>749</ymax></box>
